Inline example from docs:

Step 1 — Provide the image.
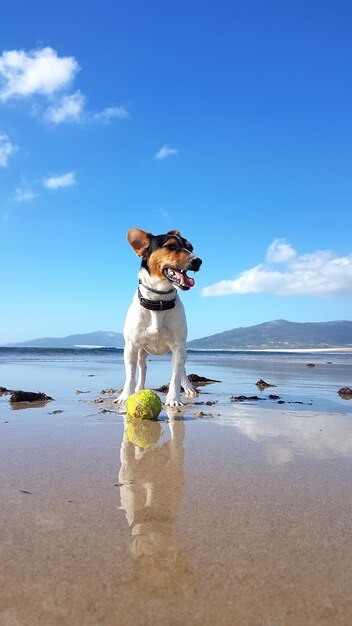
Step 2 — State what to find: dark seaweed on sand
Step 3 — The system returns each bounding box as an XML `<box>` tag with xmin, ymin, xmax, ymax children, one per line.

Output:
<box><xmin>10</xmin><ymin>390</ymin><xmax>53</xmax><ymax>403</ymax></box>
<box><xmin>155</xmin><ymin>373</ymin><xmax>221</xmax><ymax>393</ymax></box>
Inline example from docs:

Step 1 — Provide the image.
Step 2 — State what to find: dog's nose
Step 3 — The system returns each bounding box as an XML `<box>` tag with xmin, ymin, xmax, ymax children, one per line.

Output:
<box><xmin>190</xmin><ymin>257</ymin><xmax>202</xmax><ymax>271</ymax></box>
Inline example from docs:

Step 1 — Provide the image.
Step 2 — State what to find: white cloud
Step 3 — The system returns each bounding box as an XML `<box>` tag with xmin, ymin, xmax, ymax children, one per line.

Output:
<box><xmin>45</xmin><ymin>90</ymin><xmax>85</xmax><ymax>124</ymax></box>
<box><xmin>43</xmin><ymin>171</ymin><xmax>76</xmax><ymax>189</ymax></box>
<box><xmin>0</xmin><ymin>47</ymin><xmax>131</xmax><ymax>127</ymax></box>
<box><xmin>93</xmin><ymin>105</ymin><xmax>130</xmax><ymax>122</ymax></box>
<box><xmin>0</xmin><ymin>47</ymin><xmax>79</xmax><ymax>100</ymax></box>
<box><xmin>155</xmin><ymin>144</ymin><xmax>179</xmax><ymax>160</ymax></box>
<box><xmin>0</xmin><ymin>132</ymin><xmax>18</xmax><ymax>167</ymax></box>
<box><xmin>15</xmin><ymin>185</ymin><xmax>36</xmax><ymax>202</ymax></box>
<box><xmin>0</xmin><ymin>46</ymin><xmax>132</xmax><ymax>128</ymax></box>
<box><xmin>202</xmin><ymin>240</ymin><xmax>352</xmax><ymax>298</ymax></box>
<box><xmin>266</xmin><ymin>238</ymin><xmax>297</xmax><ymax>263</ymax></box>
<box><xmin>46</xmin><ymin>99</ymin><xmax>130</xmax><ymax>125</ymax></box>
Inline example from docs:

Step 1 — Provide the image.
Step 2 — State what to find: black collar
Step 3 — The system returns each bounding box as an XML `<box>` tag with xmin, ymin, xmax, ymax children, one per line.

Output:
<box><xmin>138</xmin><ymin>285</ymin><xmax>176</xmax><ymax>311</ymax></box>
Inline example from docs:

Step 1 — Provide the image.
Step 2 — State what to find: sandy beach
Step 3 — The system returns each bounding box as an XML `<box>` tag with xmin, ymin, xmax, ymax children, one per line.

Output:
<box><xmin>1</xmin><ymin>349</ymin><xmax>352</xmax><ymax>625</ymax></box>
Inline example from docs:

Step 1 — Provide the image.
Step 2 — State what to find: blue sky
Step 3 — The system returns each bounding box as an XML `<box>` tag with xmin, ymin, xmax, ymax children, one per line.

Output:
<box><xmin>1</xmin><ymin>0</ymin><xmax>351</xmax><ymax>343</ymax></box>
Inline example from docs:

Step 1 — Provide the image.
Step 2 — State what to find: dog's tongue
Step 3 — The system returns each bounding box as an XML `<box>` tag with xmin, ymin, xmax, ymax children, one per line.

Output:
<box><xmin>175</xmin><ymin>270</ymin><xmax>195</xmax><ymax>288</ymax></box>
<box><xmin>183</xmin><ymin>274</ymin><xmax>195</xmax><ymax>288</ymax></box>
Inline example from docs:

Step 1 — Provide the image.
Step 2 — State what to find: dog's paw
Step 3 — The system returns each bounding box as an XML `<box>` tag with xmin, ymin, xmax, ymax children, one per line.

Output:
<box><xmin>113</xmin><ymin>394</ymin><xmax>128</xmax><ymax>404</ymax></box>
<box><xmin>165</xmin><ymin>396</ymin><xmax>183</xmax><ymax>407</ymax></box>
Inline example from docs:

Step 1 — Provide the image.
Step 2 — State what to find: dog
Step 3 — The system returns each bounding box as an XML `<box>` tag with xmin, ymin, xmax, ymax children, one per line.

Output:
<box><xmin>116</xmin><ymin>228</ymin><xmax>202</xmax><ymax>406</ymax></box>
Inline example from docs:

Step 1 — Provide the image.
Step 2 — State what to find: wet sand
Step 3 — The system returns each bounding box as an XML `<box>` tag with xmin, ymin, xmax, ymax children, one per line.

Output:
<box><xmin>1</xmin><ymin>354</ymin><xmax>352</xmax><ymax>625</ymax></box>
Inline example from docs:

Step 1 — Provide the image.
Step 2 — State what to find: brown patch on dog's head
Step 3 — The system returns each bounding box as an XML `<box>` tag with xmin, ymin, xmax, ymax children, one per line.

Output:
<box><xmin>127</xmin><ymin>228</ymin><xmax>151</xmax><ymax>257</ymax></box>
<box><xmin>148</xmin><ymin>237</ymin><xmax>190</xmax><ymax>278</ymax></box>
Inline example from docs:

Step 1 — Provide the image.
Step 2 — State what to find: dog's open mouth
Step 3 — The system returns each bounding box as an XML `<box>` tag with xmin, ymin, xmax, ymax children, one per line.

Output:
<box><xmin>163</xmin><ymin>267</ymin><xmax>195</xmax><ymax>290</ymax></box>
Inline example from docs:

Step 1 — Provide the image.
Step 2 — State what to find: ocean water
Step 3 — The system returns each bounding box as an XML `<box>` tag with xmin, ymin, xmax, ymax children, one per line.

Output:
<box><xmin>0</xmin><ymin>347</ymin><xmax>351</xmax><ymax>414</ymax></box>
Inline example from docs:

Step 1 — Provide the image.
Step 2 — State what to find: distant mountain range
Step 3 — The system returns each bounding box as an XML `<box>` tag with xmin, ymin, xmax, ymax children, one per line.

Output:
<box><xmin>187</xmin><ymin>320</ymin><xmax>352</xmax><ymax>350</ymax></box>
<box><xmin>3</xmin><ymin>331</ymin><xmax>124</xmax><ymax>349</ymax></box>
<box><xmin>2</xmin><ymin>321</ymin><xmax>352</xmax><ymax>350</ymax></box>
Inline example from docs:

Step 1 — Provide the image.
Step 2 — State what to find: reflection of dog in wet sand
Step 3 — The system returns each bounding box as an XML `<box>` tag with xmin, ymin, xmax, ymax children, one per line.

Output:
<box><xmin>116</xmin><ymin>228</ymin><xmax>202</xmax><ymax>407</ymax></box>
<box><xmin>118</xmin><ymin>414</ymin><xmax>194</xmax><ymax>593</ymax></box>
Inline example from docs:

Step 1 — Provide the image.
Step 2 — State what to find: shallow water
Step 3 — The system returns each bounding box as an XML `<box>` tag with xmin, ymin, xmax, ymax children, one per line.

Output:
<box><xmin>0</xmin><ymin>348</ymin><xmax>351</xmax><ymax>413</ymax></box>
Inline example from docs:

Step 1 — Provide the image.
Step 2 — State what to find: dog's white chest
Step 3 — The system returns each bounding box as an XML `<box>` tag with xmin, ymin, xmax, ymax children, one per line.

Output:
<box><xmin>141</xmin><ymin>334</ymin><xmax>170</xmax><ymax>355</ymax></box>
<box><xmin>139</xmin><ymin>311</ymin><xmax>172</xmax><ymax>355</ymax></box>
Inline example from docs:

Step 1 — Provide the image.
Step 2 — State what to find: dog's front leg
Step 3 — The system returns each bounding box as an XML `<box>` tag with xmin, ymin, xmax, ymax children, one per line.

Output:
<box><xmin>165</xmin><ymin>345</ymin><xmax>186</xmax><ymax>407</ymax></box>
<box><xmin>115</xmin><ymin>342</ymin><xmax>139</xmax><ymax>404</ymax></box>
<box><xmin>135</xmin><ymin>347</ymin><xmax>147</xmax><ymax>392</ymax></box>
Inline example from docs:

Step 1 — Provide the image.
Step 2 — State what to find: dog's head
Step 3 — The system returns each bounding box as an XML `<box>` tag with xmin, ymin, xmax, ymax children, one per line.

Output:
<box><xmin>127</xmin><ymin>228</ymin><xmax>202</xmax><ymax>291</ymax></box>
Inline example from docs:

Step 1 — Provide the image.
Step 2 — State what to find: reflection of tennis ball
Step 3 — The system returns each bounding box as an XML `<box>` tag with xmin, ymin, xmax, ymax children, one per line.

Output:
<box><xmin>126</xmin><ymin>390</ymin><xmax>162</xmax><ymax>420</ymax></box>
<box><xmin>126</xmin><ymin>418</ymin><xmax>162</xmax><ymax>448</ymax></box>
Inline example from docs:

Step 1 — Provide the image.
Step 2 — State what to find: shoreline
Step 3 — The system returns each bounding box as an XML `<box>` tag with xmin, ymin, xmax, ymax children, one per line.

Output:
<box><xmin>1</xmin><ymin>345</ymin><xmax>352</xmax><ymax>353</ymax></box>
<box><xmin>188</xmin><ymin>347</ymin><xmax>352</xmax><ymax>353</ymax></box>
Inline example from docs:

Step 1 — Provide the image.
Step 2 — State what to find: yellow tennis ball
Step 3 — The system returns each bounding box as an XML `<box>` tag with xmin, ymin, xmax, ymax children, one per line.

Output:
<box><xmin>126</xmin><ymin>389</ymin><xmax>162</xmax><ymax>420</ymax></box>
<box><xmin>126</xmin><ymin>417</ymin><xmax>162</xmax><ymax>448</ymax></box>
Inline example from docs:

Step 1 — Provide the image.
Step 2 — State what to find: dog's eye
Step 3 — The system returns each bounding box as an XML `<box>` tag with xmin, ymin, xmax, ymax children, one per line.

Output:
<box><xmin>166</xmin><ymin>243</ymin><xmax>177</xmax><ymax>251</ymax></box>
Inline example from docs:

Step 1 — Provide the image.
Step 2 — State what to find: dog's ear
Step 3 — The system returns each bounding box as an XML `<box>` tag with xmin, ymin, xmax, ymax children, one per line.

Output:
<box><xmin>167</xmin><ymin>229</ymin><xmax>181</xmax><ymax>237</ymax></box>
<box><xmin>127</xmin><ymin>228</ymin><xmax>151</xmax><ymax>256</ymax></box>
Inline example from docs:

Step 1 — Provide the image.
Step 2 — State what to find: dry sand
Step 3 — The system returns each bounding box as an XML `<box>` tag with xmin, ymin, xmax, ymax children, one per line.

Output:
<box><xmin>1</xmin><ymin>397</ymin><xmax>352</xmax><ymax>626</ymax></box>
